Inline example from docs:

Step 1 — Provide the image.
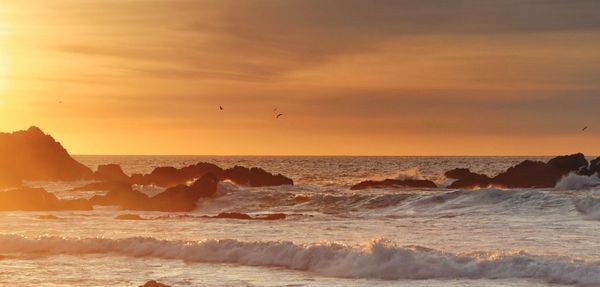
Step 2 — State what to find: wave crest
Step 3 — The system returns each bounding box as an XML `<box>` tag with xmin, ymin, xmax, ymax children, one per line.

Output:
<box><xmin>0</xmin><ymin>235</ymin><xmax>599</xmax><ymax>285</ymax></box>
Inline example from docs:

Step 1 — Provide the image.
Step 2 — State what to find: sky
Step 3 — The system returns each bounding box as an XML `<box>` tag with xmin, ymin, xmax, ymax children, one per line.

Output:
<box><xmin>0</xmin><ymin>0</ymin><xmax>599</xmax><ymax>155</ymax></box>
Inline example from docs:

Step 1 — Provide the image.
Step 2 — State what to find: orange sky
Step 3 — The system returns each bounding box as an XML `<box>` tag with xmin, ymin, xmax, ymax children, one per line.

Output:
<box><xmin>0</xmin><ymin>0</ymin><xmax>599</xmax><ymax>155</ymax></box>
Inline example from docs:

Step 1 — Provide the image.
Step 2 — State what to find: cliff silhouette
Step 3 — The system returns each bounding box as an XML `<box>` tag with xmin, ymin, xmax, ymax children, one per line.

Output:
<box><xmin>0</xmin><ymin>126</ymin><xmax>93</xmax><ymax>187</ymax></box>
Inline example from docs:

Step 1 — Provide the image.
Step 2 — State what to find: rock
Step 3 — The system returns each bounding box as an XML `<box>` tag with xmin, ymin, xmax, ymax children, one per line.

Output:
<box><xmin>547</xmin><ymin>153</ymin><xmax>588</xmax><ymax>173</ymax></box>
<box><xmin>140</xmin><ymin>281</ymin><xmax>170</xmax><ymax>287</ymax></box>
<box><xmin>91</xmin><ymin>173</ymin><xmax>219</xmax><ymax>212</ymax></box>
<box><xmin>445</xmin><ymin>153</ymin><xmax>591</xmax><ymax>189</ymax></box>
<box><xmin>445</xmin><ymin>168</ymin><xmax>492</xmax><ymax>189</ymax></box>
<box><xmin>493</xmin><ymin>160</ymin><xmax>564</xmax><ymax>188</ymax></box>
<box><xmin>580</xmin><ymin>156</ymin><xmax>600</xmax><ymax>176</ymax></box>
<box><xmin>89</xmin><ymin>185</ymin><xmax>149</xmax><ymax>208</ymax></box>
<box><xmin>214</xmin><ymin>212</ymin><xmax>253</xmax><ymax>220</ymax></box>
<box><xmin>0</xmin><ymin>127</ymin><xmax>93</xmax><ymax>187</ymax></box>
<box><xmin>146</xmin><ymin>173</ymin><xmax>219</xmax><ymax>212</ymax></box>
<box><xmin>350</xmin><ymin>179</ymin><xmax>437</xmax><ymax>190</ymax></box>
<box><xmin>93</xmin><ymin>164</ymin><xmax>129</xmax><ymax>182</ymax></box>
<box><xmin>131</xmin><ymin>162</ymin><xmax>223</xmax><ymax>187</ymax></box>
<box><xmin>0</xmin><ymin>187</ymin><xmax>92</xmax><ymax>211</ymax></box>
<box><xmin>254</xmin><ymin>213</ymin><xmax>287</xmax><ymax>220</ymax></box>
<box><xmin>590</xmin><ymin>157</ymin><xmax>600</xmax><ymax>175</ymax></box>
<box><xmin>222</xmin><ymin>166</ymin><xmax>294</xmax><ymax>187</ymax></box>
<box><xmin>115</xmin><ymin>214</ymin><xmax>145</xmax><ymax>220</ymax></box>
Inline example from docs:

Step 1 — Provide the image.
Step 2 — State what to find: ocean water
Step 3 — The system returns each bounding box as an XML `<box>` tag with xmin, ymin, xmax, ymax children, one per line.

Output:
<box><xmin>1</xmin><ymin>156</ymin><xmax>599</xmax><ymax>287</ymax></box>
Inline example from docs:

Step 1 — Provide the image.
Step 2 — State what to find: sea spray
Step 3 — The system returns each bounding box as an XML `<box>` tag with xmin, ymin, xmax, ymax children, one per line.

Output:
<box><xmin>0</xmin><ymin>235</ymin><xmax>599</xmax><ymax>286</ymax></box>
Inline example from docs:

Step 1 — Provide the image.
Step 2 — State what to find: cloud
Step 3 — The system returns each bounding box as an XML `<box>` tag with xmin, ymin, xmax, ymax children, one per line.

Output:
<box><xmin>49</xmin><ymin>0</ymin><xmax>600</xmax><ymax>82</ymax></box>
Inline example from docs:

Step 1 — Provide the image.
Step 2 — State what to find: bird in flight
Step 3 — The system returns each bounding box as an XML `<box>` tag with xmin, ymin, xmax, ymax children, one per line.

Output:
<box><xmin>582</xmin><ymin>126</ymin><xmax>588</xmax><ymax>131</ymax></box>
<box><xmin>276</xmin><ymin>113</ymin><xmax>283</xmax><ymax>119</ymax></box>
<box><xmin>219</xmin><ymin>106</ymin><xmax>223</xmax><ymax>111</ymax></box>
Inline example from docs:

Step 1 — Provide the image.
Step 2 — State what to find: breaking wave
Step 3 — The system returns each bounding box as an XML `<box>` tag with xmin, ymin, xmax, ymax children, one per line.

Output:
<box><xmin>0</xmin><ymin>235</ymin><xmax>599</xmax><ymax>286</ymax></box>
<box><xmin>556</xmin><ymin>173</ymin><xmax>600</xmax><ymax>190</ymax></box>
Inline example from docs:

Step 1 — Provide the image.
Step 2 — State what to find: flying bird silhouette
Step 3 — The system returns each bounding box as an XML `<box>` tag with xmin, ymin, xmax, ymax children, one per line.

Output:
<box><xmin>582</xmin><ymin>126</ymin><xmax>588</xmax><ymax>131</ymax></box>
<box><xmin>219</xmin><ymin>106</ymin><xmax>223</xmax><ymax>111</ymax></box>
<box><xmin>276</xmin><ymin>113</ymin><xmax>283</xmax><ymax>119</ymax></box>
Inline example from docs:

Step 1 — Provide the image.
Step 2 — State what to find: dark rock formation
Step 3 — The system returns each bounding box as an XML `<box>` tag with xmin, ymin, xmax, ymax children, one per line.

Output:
<box><xmin>115</xmin><ymin>214</ymin><xmax>145</xmax><ymax>220</ymax></box>
<box><xmin>89</xmin><ymin>184</ymin><xmax>148</xmax><ymax>208</ymax></box>
<box><xmin>140</xmin><ymin>281</ymin><xmax>170</xmax><ymax>287</ymax></box>
<box><xmin>130</xmin><ymin>162</ymin><xmax>223</xmax><ymax>187</ymax></box>
<box><xmin>146</xmin><ymin>173</ymin><xmax>219</xmax><ymax>211</ymax></box>
<box><xmin>90</xmin><ymin>173</ymin><xmax>219</xmax><ymax>212</ymax></box>
<box><xmin>580</xmin><ymin>156</ymin><xmax>600</xmax><ymax>176</ymax></box>
<box><xmin>93</xmin><ymin>164</ymin><xmax>129</xmax><ymax>182</ymax></box>
<box><xmin>0</xmin><ymin>126</ymin><xmax>93</xmax><ymax>187</ymax></box>
<box><xmin>445</xmin><ymin>168</ymin><xmax>492</xmax><ymax>189</ymax></box>
<box><xmin>222</xmin><ymin>166</ymin><xmax>293</xmax><ymax>187</ymax></box>
<box><xmin>130</xmin><ymin>163</ymin><xmax>293</xmax><ymax>188</ymax></box>
<box><xmin>214</xmin><ymin>212</ymin><xmax>252</xmax><ymax>220</ymax></box>
<box><xmin>350</xmin><ymin>179</ymin><xmax>437</xmax><ymax>190</ymax></box>
<box><xmin>446</xmin><ymin>153</ymin><xmax>592</xmax><ymax>189</ymax></box>
<box><xmin>0</xmin><ymin>187</ymin><xmax>92</xmax><ymax>211</ymax></box>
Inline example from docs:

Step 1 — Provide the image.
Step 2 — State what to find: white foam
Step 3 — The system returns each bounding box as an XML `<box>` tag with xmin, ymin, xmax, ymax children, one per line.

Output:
<box><xmin>574</xmin><ymin>197</ymin><xmax>600</xmax><ymax>220</ymax></box>
<box><xmin>555</xmin><ymin>173</ymin><xmax>600</xmax><ymax>190</ymax></box>
<box><xmin>0</xmin><ymin>236</ymin><xmax>598</xmax><ymax>286</ymax></box>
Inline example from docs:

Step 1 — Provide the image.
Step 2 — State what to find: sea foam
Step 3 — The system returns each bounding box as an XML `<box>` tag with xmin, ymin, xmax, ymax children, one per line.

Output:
<box><xmin>0</xmin><ymin>235</ymin><xmax>599</xmax><ymax>286</ymax></box>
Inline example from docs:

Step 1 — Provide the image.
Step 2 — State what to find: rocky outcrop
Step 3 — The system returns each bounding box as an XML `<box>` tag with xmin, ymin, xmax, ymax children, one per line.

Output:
<box><xmin>130</xmin><ymin>162</ymin><xmax>223</xmax><ymax>187</ymax></box>
<box><xmin>129</xmin><ymin>163</ymin><xmax>293</xmax><ymax>188</ymax></box>
<box><xmin>446</xmin><ymin>153</ymin><xmax>592</xmax><ymax>189</ymax></box>
<box><xmin>0</xmin><ymin>187</ymin><xmax>92</xmax><ymax>211</ymax></box>
<box><xmin>0</xmin><ymin>127</ymin><xmax>93</xmax><ymax>187</ymax></box>
<box><xmin>350</xmin><ymin>179</ymin><xmax>437</xmax><ymax>190</ymax></box>
<box><xmin>445</xmin><ymin>168</ymin><xmax>492</xmax><ymax>189</ymax></box>
<box><xmin>90</xmin><ymin>173</ymin><xmax>219</xmax><ymax>212</ymax></box>
<box><xmin>222</xmin><ymin>166</ymin><xmax>293</xmax><ymax>187</ymax></box>
<box><xmin>140</xmin><ymin>281</ymin><xmax>170</xmax><ymax>287</ymax></box>
<box><xmin>93</xmin><ymin>164</ymin><xmax>129</xmax><ymax>182</ymax></box>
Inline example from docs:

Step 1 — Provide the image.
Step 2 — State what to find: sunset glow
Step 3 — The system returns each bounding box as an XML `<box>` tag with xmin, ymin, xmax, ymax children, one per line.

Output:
<box><xmin>0</xmin><ymin>1</ymin><xmax>599</xmax><ymax>155</ymax></box>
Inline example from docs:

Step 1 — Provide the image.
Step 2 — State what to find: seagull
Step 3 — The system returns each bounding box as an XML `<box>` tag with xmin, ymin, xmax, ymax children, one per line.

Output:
<box><xmin>276</xmin><ymin>113</ymin><xmax>283</xmax><ymax>119</ymax></box>
<box><xmin>582</xmin><ymin>126</ymin><xmax>588</xmax><ymax>131</ymax></box>
<box><xmin>219</xmin><ymin>106</ymin><xmax>223</xmax><ymax>111</ymax></box>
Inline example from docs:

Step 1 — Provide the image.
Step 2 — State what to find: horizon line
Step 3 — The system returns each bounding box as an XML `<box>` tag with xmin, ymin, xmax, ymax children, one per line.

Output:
<box><xmin>72</xmin><ymin>153</ymin><xmax>599</xmax><ymax>157</ymax></box>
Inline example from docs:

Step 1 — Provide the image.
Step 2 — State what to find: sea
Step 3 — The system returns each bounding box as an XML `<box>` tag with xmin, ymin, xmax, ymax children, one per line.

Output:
<box><xmin>1</xmin><ymin>156</ymin><xmax>599</xmax><ymax>287</ymax></box>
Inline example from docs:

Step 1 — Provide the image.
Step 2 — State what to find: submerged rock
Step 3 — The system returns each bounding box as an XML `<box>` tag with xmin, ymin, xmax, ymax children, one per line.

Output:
<box><xmin>445</xmin><ymin>168</ymin><xmax>492</xmax><ymax>189</ymax></box>
<box><xmin>130</xmin><ymin>162</ymin><xmax>223</xmax><ymax>187</ymax></box>
<box><xmin>222</xmin><ymin>166</ymin><xmax>293</xmax><ymax>187</ymax></box>
<box><xmin>214</xmin><ymin>212</ymin><xmax>252</xmax><ymax>220</ymax></box>
<box><xmin>0</xmin><ymin>126</ymin><xmax>93</xmax><ymax>187</ymax></box>
<box><xmin>350</xmin><ymin>179</ymin><xmax>437</xmax><ymax>190</ymax></box>
<box><xmin>130</xmin><ymin>163</ymin><xmax>293</xmax><ymax>188</ymax></box>
<box><xmin>0</xmin><ymin>187</ymin><xmax>92</xmax><ymax>211</ymax></box>
<box><xmin>140</xmin><ymin>281</ymin><xmax>170</xmax><ymax>287</ymax></box>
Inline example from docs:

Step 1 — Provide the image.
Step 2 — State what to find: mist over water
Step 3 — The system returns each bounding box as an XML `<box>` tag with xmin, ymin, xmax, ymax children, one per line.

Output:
<box><xmin>2</xmin><ymin>156</ymin><xmax>599</xmax><ymax>287</ymax></box>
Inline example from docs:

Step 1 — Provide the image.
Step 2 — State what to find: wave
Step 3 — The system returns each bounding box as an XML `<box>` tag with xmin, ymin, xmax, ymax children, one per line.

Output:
<box><xmin>556</xmin><ymin>173</ymin><xmax>600</xmax><ymax>190</ymax></box>
<box><xmin>0</xmin><ymin>235</ymin><xmax>599</xmax><ymax>286</ymax></box>
<box><xmin>199</xmin><ymin>183</ymin><xmax>598</xmax><ymax>219</ymax></box>
<box><xmin>574</xmin><ymin>197</ymin><xmax>600</xmax><ymax>220</ymax></box>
